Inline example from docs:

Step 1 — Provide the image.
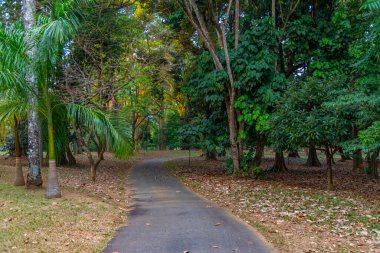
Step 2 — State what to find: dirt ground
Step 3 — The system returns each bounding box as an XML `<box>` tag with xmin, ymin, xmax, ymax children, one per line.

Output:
<box><xmin>167</xmin><ymin>154</ymin><xmax>380</xmax><ymax>253</ymax></box>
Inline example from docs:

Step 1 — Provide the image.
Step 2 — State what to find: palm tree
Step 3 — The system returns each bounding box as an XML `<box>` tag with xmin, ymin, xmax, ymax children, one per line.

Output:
<box><xmin>0</xmin><ymin>24</ymin><xmax>30</xmax><ymax>186</ymax></box>
<box><xmin>32</xmin><ymin>0</ymin><xmax>83</xmax><ymax>198</ymax></box>
<box><xmin>22</xmin><ymin>0</ymin><xmax>43</xmax><ymax>188</ymax></box>
<box><xmin>0</xmin><ymin>96</ymin><xmax>29</xmax><ymax>186</ymax></box>
<box><xmin>67</xmin><ymin>103</ymin><xmax>132</xmax><ymax>181</ymax></box>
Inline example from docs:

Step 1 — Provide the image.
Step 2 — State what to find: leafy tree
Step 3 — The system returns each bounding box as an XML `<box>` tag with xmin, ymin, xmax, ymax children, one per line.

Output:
<box><xmin>270</xmin><ymin>78</ymin><xmax>350</xmax><ymax>190</ymax></box>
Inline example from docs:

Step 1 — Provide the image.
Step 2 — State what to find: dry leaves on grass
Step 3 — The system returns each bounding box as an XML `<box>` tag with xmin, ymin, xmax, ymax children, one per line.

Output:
<box><xmin>168</xmin><ymin>157</ymin><xmax>380</xmax><ymax>253</ymax></box>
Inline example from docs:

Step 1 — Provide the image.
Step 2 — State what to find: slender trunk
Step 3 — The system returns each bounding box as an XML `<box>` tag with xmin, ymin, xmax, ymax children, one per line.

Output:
<box><xmin>325</xmin><ymin>147</ymin><xmax>333</xmax><ymax>190</ymax></box>
<box><xmin>272</xmin><ymin>0</ymin><xmax>277</xmax><ymax>70</ymax></box>
<box><xmin>45</xmin><ymin>96</ymin><xmax>61</xmax><ymax>199</ymax></box>
<box><xmin>273</xmin><ymin>151</ymin><xmax>287</xmax><ymax>172</ymax></box>
<box><xmin>14</xmin><ymin>120</ymin><xmax>25</xmax><ymax>186</ymax></box>
<box><xmin>306</xmin><ymin>144</ymin><xmax>321</xmax><ymax>167</ymax></box>
<box><xmin>75</xmin><ymin>139</ymin><xmax>82</xmax><ymax>154</ymax></box>
<box><xmin>159</xmin><ymin>96</ymin><xmax>166</xmax><ymax>150</ymax></box>
<box><xmin>253</xmin><ymin>133</ymin><xmax>265</xmax><ymax>167</ymax></box>
<box><xmin>83</xmin><ymin>143</ymin><xmax>95</xmax><ymax>181</ymax></box>
<box><xmin>226</xmin><ymin>99</ymin><xmax>240</xmax><ymax>174</ymax></box>
<box><xmin>66</xmin><ymin>145</ymin><xmax>76</xmax><ymax>166</ymax></box>
<box><xmin>132</xmin><ymin>113</ymin><xmax>137</xmax><ymax>151</ymax></box>
<box><xmin>234</xmin><ymin>0</ymin><xmax>239</xmax><ymax>48</ymax></box>
<box><xmin>179</xmin><ymin>0</ymin><xmax>239</xmax><ymax>171</ymax></box>
<box><xmin>353</xmin><ymin>149</ymin><xmax>364</xmax><ymax>173</ymax></box>
<box><xmin>23</xmin><ymin>0</ymin><xmax>42</xmax><ymax>188</ymax></box>
<box><xmin>370</xmin><ymin>150</ymin><xmax>379</xmax><ymax>179</ymax></box>
<box><xmin>90</xmin><ymin>149</ymin><xmax>104</xmax><ymax>182</ymax></box>
<box><xmin>90</xmin><ymin>164</ymin><xmax>96</xmax><ymax>182</ymax></box>
<box><xmin>352</xmin><ymin>126</ymin><xmax>363</xmax><ymax>172</ymax></box>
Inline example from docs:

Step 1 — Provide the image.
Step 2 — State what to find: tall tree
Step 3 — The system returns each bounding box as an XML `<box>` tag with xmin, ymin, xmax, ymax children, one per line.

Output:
<box><xmin>175</xmin><ymin>0</ymin><xmax>241</xmax><ymax>173</ymax></box>
<box><xmin>22</xmin><ymin>0</ymin><xmax>42</xmax><ymax>187</ymax></box>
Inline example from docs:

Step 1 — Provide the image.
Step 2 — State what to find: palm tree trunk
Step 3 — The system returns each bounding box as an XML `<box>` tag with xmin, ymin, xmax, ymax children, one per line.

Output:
<box><xmin>23</xmin><ymin>0</ymin><xmax>42</xmax><ymax>188</ymax></box>
<box><xmin>13</xmin><ymin>119</ymin><xmax>25</xmax><ymax>186</ymax></box>
<box><xmin>45</xmin><ymin>97</ymin><xmax>61</xmax><ymax>199</ymax></box>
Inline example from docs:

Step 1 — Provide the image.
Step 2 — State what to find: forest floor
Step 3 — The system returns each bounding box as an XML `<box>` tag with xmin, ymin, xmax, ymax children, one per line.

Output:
<box><xmin>166</xmin><ymin>153</ymin><xmax>380</xmax><ymax>253</ymax></box>
<box><xmin>0</xmin><ymin>150</ymin><xmax>191</xmax><ymax>253</ymax></box>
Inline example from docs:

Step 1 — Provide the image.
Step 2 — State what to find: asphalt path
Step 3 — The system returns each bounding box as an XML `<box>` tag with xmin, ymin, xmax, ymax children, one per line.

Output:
<box><xmin>103</xmin><ymin>158</ymin><xmax>274</xmax><ymax>253</ymax></box>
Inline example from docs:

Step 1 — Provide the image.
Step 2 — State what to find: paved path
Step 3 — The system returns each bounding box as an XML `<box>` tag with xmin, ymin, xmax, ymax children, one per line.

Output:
<box><xmin>103</xmin><ymin>158</ymin><xmax>274</xmax><ymax>253</ymax></box>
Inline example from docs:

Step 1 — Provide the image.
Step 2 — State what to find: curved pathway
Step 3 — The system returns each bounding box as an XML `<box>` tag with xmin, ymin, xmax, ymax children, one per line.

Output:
<box><xmin>103</xmin><ymin>158</ymin><xmax>274</xmax><ymax>253</ymax></box>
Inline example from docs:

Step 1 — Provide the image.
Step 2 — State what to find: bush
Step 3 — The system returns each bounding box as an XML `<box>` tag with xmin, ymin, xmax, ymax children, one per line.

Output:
<box><xmin>253</xmin><ymin>166</ymin><xmax>265</xmax><ymax>179</ymax></box>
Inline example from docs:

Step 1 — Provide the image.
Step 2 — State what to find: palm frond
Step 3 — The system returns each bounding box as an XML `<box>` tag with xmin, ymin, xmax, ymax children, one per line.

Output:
<box><xmin>0</xmin><ymin>24</ymin><xmax>30</xmax><ymax>93</ymax></box>
<box><xmin>66</xmin><ymin>103</ymin><xmax>133</xmax><ymax>159</ymax></box>
<box><xmin>361</xmin><ymin>0</ymin><xmax>380</xmax><ymax>10</ymax></box>
<box><xmin>0</xmin><ymin>95</ymin><xmax>29</xmax><ymax>125</ymax></box>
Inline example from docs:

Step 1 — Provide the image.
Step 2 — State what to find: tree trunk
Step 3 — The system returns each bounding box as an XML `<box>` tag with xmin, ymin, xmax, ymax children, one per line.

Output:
<box><xmin>253</xmin><ymin>134</ymin><xmax>265</xmax><ymax>167</ymax></box>
<box><xmin>353</xmin><ymin>149</ymin><xmax>364</xmax><ymax>173</ymax></box>
<box><xmin>288</xmin><ymin>151</ymin><xmax>300</xmax><ymax>158</ymax></box>
<box><xmin>13</xmin><ymin>120</ymin><xmax>25</xmax><ymax>186</ymax></box>
<box><xmin>46</xmin><ymin>160</ymin><xmax>61</xmax><ymax>198</ymax></box>
<box><xmin>272</xmin><ymin>152</ymin><xmax>288</xmax><ymax>172</ymax></box>
<box><xmin>352</xmin><ymin>126</ymin><xmax>364</xmax><ymax>172</ymax></box>
<box><xmin>325</xmin><ymin>147</ymin><xmax>334</xmax><ymax>190</ymax></box>
<box><xmin>159</xmin><ymin>114</ymin><xmax>166</xmax><ymax>150</ymax></box>
<box><xmin>306</xmin><ymin>144</ymin><xmax>321</xmax><ymax>167</ymax></box>
<box><xmin>23</xmin><ymin>0</ymin><xmax>42</xmax><ymax>188</ymax></box>
<box><xmin>132</xmin><ymin>112</ymin><xmax>137</xmax><ymax>151</ymax></box>
<box><xmin>59</xmin><ymin>148</ymin><xmax>68</xmax><ymax>166</ymax></box>
<box><xmin>45</xmin><ymin>100</ymin><xmax>61</xmax><ymax>199</ymax></box>
<box><xmin>206</xmin><ymin>150</ymin><xmax>217</xmax><ymax>160</ymax></box>
<box><xmin>159</xmin><ymin>86</ymin><xmax>166</xmax><ymax>150</ymax></box>
<box><xmin>370</xmin><ymin>150</ymin><xmax>379</xmax><ymax>179</ymax></box>
<box><xmin>226</xmin><ymin>99</ymin><xmax>240</xmax><ymax>174</ymax></box>
<box><xmin>178</xmin><ymin>0</ymin><xmax>240</xmax><ymax>172</ymax></box>
<box><xmin>66</xmin><ymin>145</ymin><xmax>76</xmax><ymax>166</ymax></box>
<box><xmin>75</xmin><ymin>139</ymin><xmax>82</xmax><ymax>154</ymax></box>
<box><xmin>90</xmin><ymin>151</ymin><xmax>104</xmax><ymax>182</ymax></box>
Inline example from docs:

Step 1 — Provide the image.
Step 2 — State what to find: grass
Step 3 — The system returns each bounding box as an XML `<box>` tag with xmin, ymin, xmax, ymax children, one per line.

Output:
<box><xmin>0</xmin><ymin>153</ymin><xmax>131</xmax><ymax>253</ymax></box>
<box><xmin>0</xmin><ymin>183</ymin><xmax>121</xmax><ymax>253</ymax></box>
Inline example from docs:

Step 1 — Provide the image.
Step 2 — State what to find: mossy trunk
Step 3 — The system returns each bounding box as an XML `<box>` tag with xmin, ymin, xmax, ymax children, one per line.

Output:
<box><xmin>306</xmin><ymin>144</ymin><xmax>321</xmax><ymax>167</ymax></box>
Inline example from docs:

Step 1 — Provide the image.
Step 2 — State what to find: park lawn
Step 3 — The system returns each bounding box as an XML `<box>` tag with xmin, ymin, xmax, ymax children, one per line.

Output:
<box><xmin>167</xmin><ymin>156</ymin><xmax>380</xmax><ymax>253</ymax></box>
<box><xmin>0</xmin><ymin>150</ymin><xmax>196</xmax><ymax>253</ymax></box>
<box><xmin>0</xmin><ymin>153</ymin><xmax>132</xmax><ymax>253</ymax></box>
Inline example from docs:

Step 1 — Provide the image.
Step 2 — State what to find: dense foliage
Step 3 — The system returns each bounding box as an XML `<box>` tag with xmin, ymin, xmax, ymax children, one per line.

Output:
<box><xmin>0</xmin><ymin>0</ymin><xmax>379</xmax><ymax>198</ymax></box>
